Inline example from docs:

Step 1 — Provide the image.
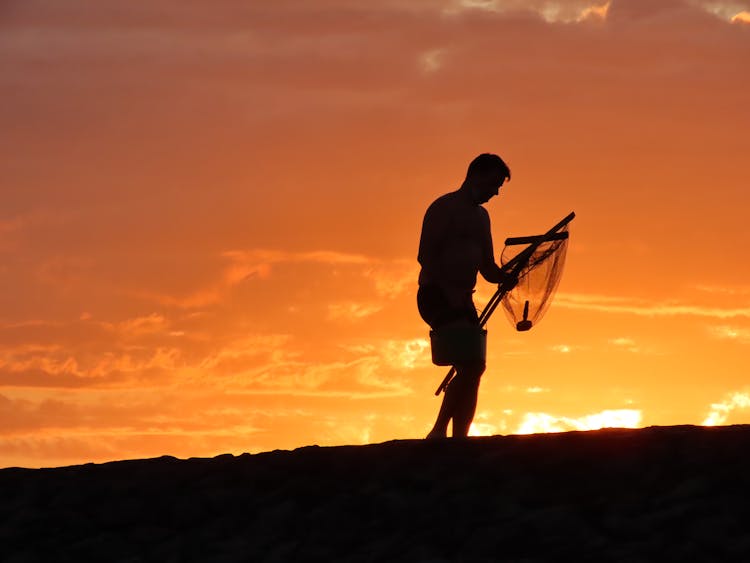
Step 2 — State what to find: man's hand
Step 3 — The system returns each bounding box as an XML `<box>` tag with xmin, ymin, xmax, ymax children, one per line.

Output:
<box><xmin>500</xmin><ymin>272</ymin><xmax>519</xmax><ymax>292</ymax></box>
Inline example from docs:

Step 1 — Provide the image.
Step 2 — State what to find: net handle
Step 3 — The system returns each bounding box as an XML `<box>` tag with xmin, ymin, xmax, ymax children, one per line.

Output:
<box><xmin>434</xmin><ymin>211</ymin><xmax>575</xmax><ymax>396</ymax></box>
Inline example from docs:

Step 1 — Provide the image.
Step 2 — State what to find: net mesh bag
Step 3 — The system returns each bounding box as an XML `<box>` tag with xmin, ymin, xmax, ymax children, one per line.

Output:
<box><xmin>500</xmin><ymin>228</ymin><xmax>569</xmax><ymax>331</ymax></box>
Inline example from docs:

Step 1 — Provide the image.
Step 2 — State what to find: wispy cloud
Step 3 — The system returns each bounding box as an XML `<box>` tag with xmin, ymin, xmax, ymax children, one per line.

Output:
<box><xmin>382</xmin><ymin>338</ymin><xmax>431</xmax><ymax>370</ymax></box>
<box><xmin>0</xmin><ymin>392</ymin><xmax>278</xmax><ymax>467</ymax></box>
<box><xmin>327</xmin><ymin>302</ymin><xmax>383</xmax><ymax>321</ymax></box>
<box><xmin>115</xmin><ymin>313</ymin><xmax>169</xmax><ymax>337</ymax></box>
<box><xmin>198</xmin><ymin>334</ymin><xmax>293</xmax><ymax>370</ymax></box>
<box><xmin>221</xmin><ymin>353</ymin><xmax>413</xmax><ymax>399</ymax></box>
<box><xmin>338</xmin><ymin>338</ymin><xmax>431</xmax><ymax>370</ymax></box>
<box><xmin>223</xmin><ymin>249</ymin><xmax>372</xmax><ymax>268</ymax></box>
<box><xmin>703</xmin><ymin>390</ymin><xmax>750</xmax><ymax>426</ymax></box>
<box><xmin>708</xmin><ymin>325</ymin><xmax>750</xmax><ymax>343</ymax></box>
<box><xmin>448</xmin><ymin>0</ymin><xmax>734</xmax><ymax>24</ymax></box>
<box><xmin>693</xmin><ymin>284</ymin><xmax>750</xmax><ymax>296</ymax></box>
<box><xmin>448</xmin><ymin>0</ymin><xmax>613</xmax><ymax>22</ymax></box>
<box><xmin>0</xmin><ymin>346</ymin><xmax>183</xmax><ymax>388</ymax></box>
<box><xmin>608</xmin><ymin>337</ymin><xmax>640</xmax><ymax>352</ymax></box>
<box><xmin>556</xmin><ymin>293</ymin><xmax>750</xmax><ymax>320</ymax></box>
<box><xmin>364</xmin><ymin>260</ymin><xmax>417</xmax><ymax>300</ymax></box>
<box><xmin>139</xmin><ymin>249</ymin><xmax>409</xmax><ymax>309</ymax></box>
<box><xmin>548</xmin><ymin>343</ymin><xmax>590</xmax><ymax>354</ymax></box>
<box><xmin>419</xmin><ymin>49</ymin><xmax>445</xmax><ymax>73</ymax></box>
<box><xmin>578</xmin><ymin>1</ymin><xmax>610</xmax><ymax>21</ymax></box>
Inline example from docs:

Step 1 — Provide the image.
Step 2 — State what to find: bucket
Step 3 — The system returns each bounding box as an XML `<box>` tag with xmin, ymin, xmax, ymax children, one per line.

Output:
<box><xmin>429</xmin><ymin>325</ymin><xmax>487</xmax><ymax>366</ymax></box>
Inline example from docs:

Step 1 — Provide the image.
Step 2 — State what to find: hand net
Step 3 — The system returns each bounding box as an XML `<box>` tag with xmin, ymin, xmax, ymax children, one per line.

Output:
<box><xmin>500</xmin><ymin>228</ymin><xmax>569</xmax><ymax>331</ymax></box>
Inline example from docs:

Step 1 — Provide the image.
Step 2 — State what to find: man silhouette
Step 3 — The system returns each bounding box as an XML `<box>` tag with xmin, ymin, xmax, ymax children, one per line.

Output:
<box><xmin>417</xmin><ymin>153</ymin><xmax>515</xmax><ymax>439</ymax></box>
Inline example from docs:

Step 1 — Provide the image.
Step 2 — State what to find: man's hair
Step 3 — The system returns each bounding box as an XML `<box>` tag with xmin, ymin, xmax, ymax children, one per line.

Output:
<box><xmin>466</xmin><ymin>153</ymin><xmax>511</xmax><ymax>182</ymax></box>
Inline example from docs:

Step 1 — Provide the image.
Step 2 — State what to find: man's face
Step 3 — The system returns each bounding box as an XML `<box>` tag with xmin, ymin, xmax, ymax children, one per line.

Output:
<box><xmin>473</xmin><ymin>175</ymin><xmax>506</xmax><ymax>204</ymax></box>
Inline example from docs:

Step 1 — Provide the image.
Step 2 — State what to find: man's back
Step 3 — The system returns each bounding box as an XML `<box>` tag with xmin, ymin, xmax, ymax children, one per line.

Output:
<box><xmin>418</xmin><ymin>190</ymin><xmax>494</xmax><ymax>296</ymax></box>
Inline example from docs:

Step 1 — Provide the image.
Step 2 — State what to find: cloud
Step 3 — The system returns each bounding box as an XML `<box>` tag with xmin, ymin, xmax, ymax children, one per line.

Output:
<box><xmin>556</xmin><ymin>293</ymin><xmax>750</xmax><ymax>320</ymax></box>
<box><xmin>0</xmin><ymin>391</ymin><xmax>189</xmax><ymax>436</ymax></box>
<box><xmin>419</xmin><ymin>49</ymin><xmax>445</xmax><ymax>73</ymax></box>
<box><xmin>115</xmin><ymin>313</ymin><xmax>169</xmax><ymax>337</ymax></box>
<box><xmin>446</xmin><ymin>0</ymin><xmax>750</xmax><ymax>24</ymax></box>
<box><xmin>703</xmin><ymin>390</ymin><xmax>750</xmax><ymax>425</ymax></box>
<box><xmin>548</xmin><ymin>343</ymin><xmax>589</xmax><ymax>354</ymax></box>
<box><xmin>579</xmin><ymin>1</ymin><xmax>611</xmax><ymax>21</ymax></box>
<box><xmin>468</xmin><ymin>410</ymin><xmax>510</xmax><ymax>436</ymax></box>
<box><xmin>708</xmin><ymin>325</ymin><xmax>750</xmax><ymax>343</ymax></box>
<box><xmin>448</xmin><ymin>0</ymin><xmax>613</xmax><ymax>22</ymax></box>
<box><xmin>693</xmin><ymin>284</ymin><xmax>750</xmax><ymax>296</ymax></box>
<box><xmin>465</xmin><ymin>407</ymin><xmax>643</xmax><ymax>437</ymax></box>
<box><xmin>129</xmin><ymin>250</ymin><xmax>417</xmax><ymax>322</ymax></box>
<box><xmin>0</xmin><ymin>346</ymin><xmax>183</xmax><ymax>388</ymax></box>
<box><xmin>226</xmin><ymin>250</ymin><xmax>372</xmax><ymax>266</ymax></box>
<box><xmin>209</xmin><ymin>347</ymin><xmax>413</xmax><ymax>399</ymax></box>
<box><xmin>382</xmin><ymin>338</ymin><xmax>432</xmax><ymax>370</ymax></box>
<box><xmin>364</xmin><ymin>260</ymin><xmax>417</xmax><ymax>300</ymax></box>
<box><xmin>327</xmin><ymin>302</ymin><xmax>384</xmax><ymax>321</ymax></box>
<box><xmin>732</xmin><ymin>10</ymin><xmax>750</xmax><ymax>23</ymax></box>
<box><xmin>0</xmin><ymin>386</ymin><xmax>334</xmax><ymax>467</ymax></box>
<box><xmin>515</xmin><ymin>409</ymin><xmax>642</xmax><ymax>434</ymax></box>
<box><xmin>337</xmin><ymin>337</ymin><xmax>431</xmax><ymax>370</ymax></box>
<box><xmin>0</xmin><ymin>312</ymin><xmax>204</xmax><ymax>389</ymax></box>
<box><xmin>608</xmin><ymin>337</ymin><xmax>640</xmax><ymax>352</ymax></box>
<box><xmin>0</xmin><ymin>314</ymin><xmax>185</xmax><ymax>352</ymax></box>
<box><xmin>138</xmin><ymin>249</ymin><xmax>388</xmax><ymax>309</ymax></box>
<box><xmin>197</xmin><ymin>334</ymin><xmax>293</xmax><ymax>371</ymax></box>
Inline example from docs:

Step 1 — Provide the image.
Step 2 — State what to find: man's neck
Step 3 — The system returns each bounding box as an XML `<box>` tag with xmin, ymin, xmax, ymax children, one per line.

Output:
<box><xmin>458</xmin><ymin>181</ymin><xmax>479</xmax><ymax>205</ymax></box>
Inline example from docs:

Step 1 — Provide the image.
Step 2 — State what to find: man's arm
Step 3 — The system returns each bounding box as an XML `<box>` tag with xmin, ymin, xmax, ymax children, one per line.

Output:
<box><xmin>478</xmin><ymin>210</ymin><xmax>519</xmax><ymax>289</ymax></box>
<box><xmin>478</xmin><ymin>208</ymin><xmax>504</xmax><ymax>284</ymax></box>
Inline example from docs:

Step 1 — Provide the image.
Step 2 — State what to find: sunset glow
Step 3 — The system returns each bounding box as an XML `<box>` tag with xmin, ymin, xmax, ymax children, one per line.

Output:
<box><xmin>2</xmin><ymin>0</ymin><xmax>750</xmax><ymax>468</ymax></box>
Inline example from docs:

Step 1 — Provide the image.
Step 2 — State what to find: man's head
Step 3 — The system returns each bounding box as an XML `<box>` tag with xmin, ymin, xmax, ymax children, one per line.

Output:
<box><xmin>464</xmin><ymin>153</ymin><xmax>511</xmax><ymax>204</ymax></box>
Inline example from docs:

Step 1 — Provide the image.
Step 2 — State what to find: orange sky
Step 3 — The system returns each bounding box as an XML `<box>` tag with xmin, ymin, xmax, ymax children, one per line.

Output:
<box><xmin>2</xmin><ymin>0</ymin><xmax>750</xmax><ymax>468</ymax></box>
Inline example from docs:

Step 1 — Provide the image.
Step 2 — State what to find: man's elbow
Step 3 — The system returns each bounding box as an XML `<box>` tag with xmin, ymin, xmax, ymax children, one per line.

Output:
<box><xmin>480</xmin><ymin>265</ymin><xmax>503</xmax><ymax>284</ymax></box>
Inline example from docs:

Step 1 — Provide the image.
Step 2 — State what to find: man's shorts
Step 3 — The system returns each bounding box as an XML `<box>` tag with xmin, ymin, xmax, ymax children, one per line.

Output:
<box><xmin>417</xmin><ymin>285</ymin><xmax>479</xmax><ymax>329</ymax></box>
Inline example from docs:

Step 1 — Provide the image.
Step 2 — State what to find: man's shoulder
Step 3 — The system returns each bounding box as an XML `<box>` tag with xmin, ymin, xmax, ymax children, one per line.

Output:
<box><xmin>427</xmin><ymin>190</ymin><xmax>461</xmax><ymax>212</ymax></box>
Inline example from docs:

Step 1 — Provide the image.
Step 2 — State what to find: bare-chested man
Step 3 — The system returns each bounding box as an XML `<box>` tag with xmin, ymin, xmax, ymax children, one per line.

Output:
<box><xmin>417</xmin><ymin>153</ymin><xmax>515</xmax><ymax>438</ymax></box>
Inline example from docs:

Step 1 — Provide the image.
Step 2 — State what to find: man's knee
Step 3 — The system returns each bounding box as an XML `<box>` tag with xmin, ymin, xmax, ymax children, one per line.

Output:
<box><xmin>455</xmin><ymin>362</ymin><xmax>485</xmax><ymax>384</ymax></box>
<box><xmin>461</xmin><ymin>361</ymin><xmax>485</xmax><ymax>375</ymax></box>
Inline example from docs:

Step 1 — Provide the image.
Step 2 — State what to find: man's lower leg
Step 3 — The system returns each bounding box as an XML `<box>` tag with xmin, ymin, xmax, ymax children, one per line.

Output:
<box><xmin>451</xmin><ymin>369</ymin><xmax>481</xmax><ymax>437</ymax></box>
<box><xmin>426</xmin><ymin>374</ymin><xmax>461</xmax><ymax>438</ymax></box>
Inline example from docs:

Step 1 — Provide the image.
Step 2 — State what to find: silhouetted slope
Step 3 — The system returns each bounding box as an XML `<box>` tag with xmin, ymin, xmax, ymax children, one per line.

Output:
<box><xmin>2</xmin><ymin>425</ymin><xmax>750</xmax><ymax>562</ymax></box>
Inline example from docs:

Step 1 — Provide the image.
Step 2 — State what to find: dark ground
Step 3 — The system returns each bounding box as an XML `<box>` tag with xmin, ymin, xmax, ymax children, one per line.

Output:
<box><xmin>2</xmin><ymin>425</ymin><xmax>749</xmax><ymax>562</ymax></box>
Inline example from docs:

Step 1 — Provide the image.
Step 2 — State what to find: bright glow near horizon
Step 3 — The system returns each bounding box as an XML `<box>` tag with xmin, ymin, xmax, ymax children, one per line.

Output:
<box><xmin>514</xmin><ymin>410</ymin><xmax>643</xmax><ymax>434</ymax></box>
